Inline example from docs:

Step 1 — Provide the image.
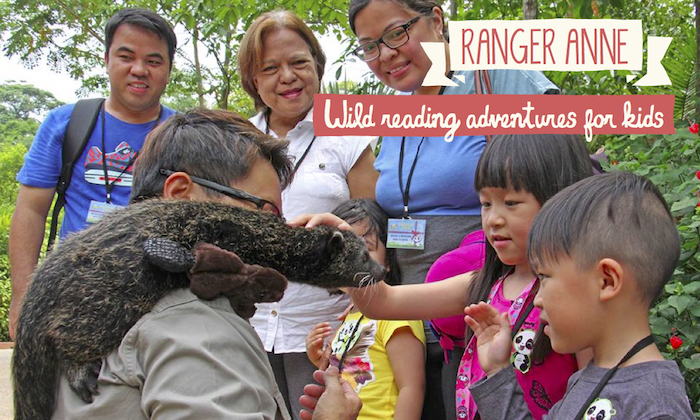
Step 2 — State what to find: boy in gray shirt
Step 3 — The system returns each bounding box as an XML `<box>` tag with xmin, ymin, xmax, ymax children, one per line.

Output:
<box><xmin>465</xmin><ymin>172</ymin><xmax>694</xmax><ymax>420</ymax></box>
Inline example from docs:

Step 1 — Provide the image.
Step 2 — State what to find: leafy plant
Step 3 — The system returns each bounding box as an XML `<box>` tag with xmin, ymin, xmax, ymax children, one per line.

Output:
<box><xmin>599</xmin><ymin>127</ymin><xmax>700</xmax><ymax>414</ymax></box>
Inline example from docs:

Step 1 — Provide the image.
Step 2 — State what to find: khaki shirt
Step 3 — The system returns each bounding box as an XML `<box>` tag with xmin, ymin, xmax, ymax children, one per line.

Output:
<box><xmin>53</xmin><ymin>288</ymin><xmax>289</xmax><ymax>420</ymax></box>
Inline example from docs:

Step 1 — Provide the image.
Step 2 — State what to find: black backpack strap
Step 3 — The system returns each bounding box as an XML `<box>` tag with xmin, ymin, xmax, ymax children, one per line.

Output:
<box><xmin>47</xmin><ymin>98</ymin><xmax>105</xmax><ymax>252</ymax></box>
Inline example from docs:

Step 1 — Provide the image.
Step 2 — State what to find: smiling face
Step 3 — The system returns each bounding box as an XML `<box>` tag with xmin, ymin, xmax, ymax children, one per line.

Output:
<box><xmin>479</xmin><ymin>187</ymin><xmax>541</xmax><ymax>269</ymax></box>
<box><xmin>352</xmin><ymin>0</ymin><xmax>444</xmax><ymax>94</ymax></box>
<box><xmin>533</xmin><ymin>256</ymin><xmax>600</xmax><ymax>355</ymax></box>
<box><xmin>253</xmin><ymin>28</ymin><xmax>320</xmax><ymax>125</ymax></box>
<box><xmin>105</xmin><ymin>23</ymin><xmax>171</xmax><ymax>121</ymax></box>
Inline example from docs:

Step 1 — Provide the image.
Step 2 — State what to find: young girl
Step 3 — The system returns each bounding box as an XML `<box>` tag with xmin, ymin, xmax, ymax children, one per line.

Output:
<box><xmin>305</xmin><ymin>199</ymin><xmax>426</xmax><ymax>420</ymax></box>
<box><xmin>346</xmin><ymin>134</ymin><xmax>595</xmax><ymax>420</ymax></box>
<box><xmin>347</xmin><ymin>2</ymin><xmax>559</xmax><ymax>417</ymax></box>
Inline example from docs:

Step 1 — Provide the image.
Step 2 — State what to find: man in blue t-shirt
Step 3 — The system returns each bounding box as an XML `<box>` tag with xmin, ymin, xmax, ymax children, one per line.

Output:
<box><xmin>8</xmin><ymin>8</ymin><xmax>177</xmax><ymax>340</ymax></box>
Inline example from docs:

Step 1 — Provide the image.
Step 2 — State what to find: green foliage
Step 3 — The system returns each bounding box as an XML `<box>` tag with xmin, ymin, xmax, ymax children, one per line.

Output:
<box><xmin>0</xmin><ymin>84</ymin><xmax>57</xmax><ymax>341</ymax></box>
<box><xmin>0</xmin><ymin>143</ymin><xmax>28</xmax><ymax>204</ymax></box>
<box><xmin>0</xmin><ymin>253</ymin><xmax>9</xmax><ymax>342</ymax></box>
<box><xmin>0</xmin><ymin>0</ymin><xmax>349</xmax><ymax>109</ymax></box>
<box><xmin>0</xmin><ymin>83</ymin><xmax>63</xmax><ymax>147</ymax></box>
<box><xmin>599</xmin><ymin>127</ymin><xmax>700</xmax><ymax>413</ymax></box>
<box><xmin>0</xmin><ymin>201</ymin><xmax>12</xmax><ymax>342</ymax></box>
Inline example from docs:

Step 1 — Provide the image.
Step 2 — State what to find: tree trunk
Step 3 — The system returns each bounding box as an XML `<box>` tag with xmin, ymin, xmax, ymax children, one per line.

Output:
<box><xmin>192</xmin><ymin>27</ymin><xmax>205</xmax><ymax>108</ymax></box>
<box><xmin>523</xmin><ymin>0</ymin><xmax>538</xmax><ymax>20</ymax></box>
<box><xmin>219</xmin><ymin>31</ymin><xmax>232</xmax><ymax>110</ymax></box>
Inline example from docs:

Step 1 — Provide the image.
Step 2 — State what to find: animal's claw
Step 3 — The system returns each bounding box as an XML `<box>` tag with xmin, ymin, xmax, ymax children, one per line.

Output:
<box><xmin>65</xmin><ymin>360</ymin><xmax>103</xmax><ymax>403</ymax></box>
<box><xmin>143</xmin><ymin>237</ymin><xmax>196</xmax><ymax>273</ymax></box>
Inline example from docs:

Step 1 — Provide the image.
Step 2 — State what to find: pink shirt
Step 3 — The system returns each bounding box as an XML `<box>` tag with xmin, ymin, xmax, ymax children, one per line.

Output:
<box><xmin>455</xmin><ymin>275</ymin><xmax>577</xmax><ymax>420</ymax></box>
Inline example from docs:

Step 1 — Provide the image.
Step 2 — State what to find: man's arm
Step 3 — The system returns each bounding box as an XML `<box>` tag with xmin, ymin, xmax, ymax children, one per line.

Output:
<box><xmin>8</xmin><ymin>185</ymin><xmax>55</xmax><ymax>340</ymax></box>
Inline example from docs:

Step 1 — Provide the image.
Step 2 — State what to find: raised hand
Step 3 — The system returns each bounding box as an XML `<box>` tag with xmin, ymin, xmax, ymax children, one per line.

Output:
<box><xmin>306</xmin><ymin>322</ymin><xmax>334</xmax><ymax>369</ymax></box>
<box><xmin>464</xmin><ymin>302</ymin><xmax>512</xmax><ymax>377</ymax></box>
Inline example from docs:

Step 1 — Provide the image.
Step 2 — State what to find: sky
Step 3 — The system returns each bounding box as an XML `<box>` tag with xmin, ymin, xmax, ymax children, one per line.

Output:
<box><xmin>0</xmin><ymin>30</ymin><xmax>370</xmax><ymax>104</ymax></box>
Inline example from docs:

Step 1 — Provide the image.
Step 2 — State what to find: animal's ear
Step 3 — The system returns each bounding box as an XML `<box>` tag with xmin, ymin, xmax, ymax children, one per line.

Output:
<box><xmin>327</xmin><ymin>231</ymin><xmax>345</xmax><ymax>253</ymax></box>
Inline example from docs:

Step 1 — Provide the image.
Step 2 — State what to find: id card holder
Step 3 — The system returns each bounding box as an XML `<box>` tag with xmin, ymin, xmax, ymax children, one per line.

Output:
<box><xmin>87</xmin><ymin>200</ymin><xmax>124</xmax><ymax>224</ymax></box>
<box><xmin>386</xmin><ymin>218</ymin><xmax>426</xmax><ymax>250</ymax></box>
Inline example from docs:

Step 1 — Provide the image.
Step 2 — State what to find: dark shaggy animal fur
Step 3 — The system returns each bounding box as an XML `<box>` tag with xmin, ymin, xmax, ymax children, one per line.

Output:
<box><xmin>13</xmin><ymin>199</ymin><xmax>384</xmax><ymax>420</ymax></box>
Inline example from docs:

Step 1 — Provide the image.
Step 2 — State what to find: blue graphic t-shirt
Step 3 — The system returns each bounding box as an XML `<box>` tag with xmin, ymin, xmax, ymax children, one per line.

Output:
<box><xmin>17</xmin><ymin>103</ymin><xmax>176</xmax><ymax>239</ymax></box>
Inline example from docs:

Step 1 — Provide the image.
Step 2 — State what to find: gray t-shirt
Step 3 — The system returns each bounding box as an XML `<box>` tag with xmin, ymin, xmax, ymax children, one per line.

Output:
<box><xmin>471</xmin><ymin>360</ymin><xmax>694</xmax><ymax>420</ymax></box>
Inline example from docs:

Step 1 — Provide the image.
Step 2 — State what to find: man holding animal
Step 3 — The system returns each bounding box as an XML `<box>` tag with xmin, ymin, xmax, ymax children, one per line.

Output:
<box><xmin>37</xmin><ymin>109</ymin><xmax>291</xmax><ymax>419</ymax></box>
<box><xmin>12</xmin><ymin>108</ymin><xmax>366</xmax><ymax>420</ymax></box>
<box><xmin>8</xmin><ymin>7</ymin><xmax>177</xmax><ymax>340</ymax></box>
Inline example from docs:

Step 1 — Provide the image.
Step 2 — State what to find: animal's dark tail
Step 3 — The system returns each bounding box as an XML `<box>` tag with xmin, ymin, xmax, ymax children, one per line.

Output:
<box><xmin>13</xmin><ymin>324</ymin><xmax>59</xmax><ymax>420</ymax></box>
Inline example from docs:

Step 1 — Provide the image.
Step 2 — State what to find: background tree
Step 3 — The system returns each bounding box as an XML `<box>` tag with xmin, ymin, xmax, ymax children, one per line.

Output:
<box><xmin>0</xmin><ymin>82</ymin><xmax>57</xmax><ymax>341</ymax></box>
<box><xmin>0</xmin><ymin>83</ymin><xmax>63</xmax><ymax>147</ymax></box>
<box><xmin>0</xmin><ymin>0</ymin><xmax>349</xmax><ymax>113</ymax></box>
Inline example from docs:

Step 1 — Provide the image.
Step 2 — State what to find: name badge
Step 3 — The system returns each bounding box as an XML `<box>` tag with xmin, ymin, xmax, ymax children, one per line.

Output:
<box><xmin>87</xmin><ymin>200</ymin><xmax>124</xmax><ymax>224</ymax></box>
<box><xmin>386</xmin><ymin>218</ymin><xmax>426</xmax><ymax>250</ymax></box>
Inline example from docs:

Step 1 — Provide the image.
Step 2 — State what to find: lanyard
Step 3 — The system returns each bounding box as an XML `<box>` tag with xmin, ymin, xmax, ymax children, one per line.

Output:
<box><xmin>100</xmin><ymin>104</ymin><xmax>163</xmax><ymax>203</ymax></box>
<box><xmin>264</xmin><ymin>109</ymin><xmax>316</xmax><ymax>177</ymax></box>
<box><xmin>572</xmin><ymin>335</ymin><xmax>655</xmax><ymax>419</ymax></box>
<box><xmin>511</xmin><ymin>299</ymin><xmax>535</xmax><ymax>339</ymax></box>
<box><xmin>398</xmin><ymin>136</ymin><xmax>426</xmax><ymax>218</ymax></box>
<box><xmin>337</xmin><ymin>314</ymin><xmax>365</xmax><ymax>373</ymax></box>
<box><xmin>398</xmin><ymin>72</ymin><xmax>454</xmax><ymax>218</ymax></box>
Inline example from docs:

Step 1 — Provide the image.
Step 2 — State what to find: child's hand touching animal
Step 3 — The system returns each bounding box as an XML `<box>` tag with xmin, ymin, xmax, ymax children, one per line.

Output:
<box><xmin>306</xmin><ymin>322</ymin><xmax>334</xmax><ymax>369</ymax></box>
<box><xmin>464</xmin><ymin>302</ymin><xmax>513</xmax><ymax>377</ymax></box>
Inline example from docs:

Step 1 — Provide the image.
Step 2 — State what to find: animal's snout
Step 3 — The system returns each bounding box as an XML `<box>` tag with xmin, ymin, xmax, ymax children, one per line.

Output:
<box><xmin>370</xmin><ymin>263</ymin><xmax>386</xmax><ymax>283</ymax></box>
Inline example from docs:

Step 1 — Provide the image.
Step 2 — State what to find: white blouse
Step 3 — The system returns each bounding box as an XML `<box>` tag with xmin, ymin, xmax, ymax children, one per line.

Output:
<box><xmin>249</xmin><ymin>108</ymin><xmax>376</xmax><ymax>352</ymax></box>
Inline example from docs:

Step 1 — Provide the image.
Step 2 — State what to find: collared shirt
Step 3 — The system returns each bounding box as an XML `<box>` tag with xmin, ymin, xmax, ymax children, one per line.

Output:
<box><xmin>249</xmin><ymin>108</ymin><xmax>376</xmax><ymax>353</ymax></box>
<box><xmin>52</xmin><ymin>288</ymin><xmax>290</xmax><ymax>419</ymax></box>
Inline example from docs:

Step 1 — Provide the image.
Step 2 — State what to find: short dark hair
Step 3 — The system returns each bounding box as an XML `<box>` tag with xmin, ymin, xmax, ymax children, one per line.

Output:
<box><xmin>528</xmin><ymin>172</ymin><xmax>680</xmax><ymax>306</ymax></box>
<box><xmin>131</xmin><ymin>109</ymin><xmax>294</xmax><ymax>202</ymax></box>
<box><xmin>105</xmin><ymin>8</ymin><xmax>177</xmax><ymax>68</ymax></box>
<box><xmin>348</xmin><ymin>0</ymin><xmax>448</xmax><ymax>40</ymax></box>
<box><xmin>331</xmin><ymin>199</ymin><xmax>400</xmax><ymax>285</ymax></box>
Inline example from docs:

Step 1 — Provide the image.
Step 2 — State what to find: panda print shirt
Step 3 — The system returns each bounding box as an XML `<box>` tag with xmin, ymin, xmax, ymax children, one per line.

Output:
<box><xmin>455</xmin><ymin>274</ymin><xmax>578</xmax><ymax>420</ymax></box>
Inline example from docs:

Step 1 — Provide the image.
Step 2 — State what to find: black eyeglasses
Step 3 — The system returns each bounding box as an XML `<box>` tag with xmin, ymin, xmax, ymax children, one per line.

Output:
<box><xmin>352</xmin><ymin>16</ymin><xmax>421</xmax><ymax>62</ymax></box>
<box><xmin>159</xmin><ymin>169</ymin><xmax>282</xmax><ymax>217</ymax></box>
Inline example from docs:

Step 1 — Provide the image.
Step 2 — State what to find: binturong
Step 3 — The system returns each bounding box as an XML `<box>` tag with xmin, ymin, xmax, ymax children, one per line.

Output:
<box><xmin>12</xmin><ymin>108</ymin><xmax>384</xmax><ymax>420</ymax></box>
<box><xmin>13</xmin><ymin>199</ymin><xmax>384</xmax><ymax>420</ymax></box>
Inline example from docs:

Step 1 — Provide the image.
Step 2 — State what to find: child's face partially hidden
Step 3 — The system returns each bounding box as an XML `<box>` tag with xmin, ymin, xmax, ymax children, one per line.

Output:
<box><xmin>479</xmin><ymin>187</ymin><xmax>541</xmax><ymax>268</ymax></box>
<box><xmin>533</xmin><ymin>256</ymin><xmax>600</xmax><ymax>355</ymax></box>
<box><xmin>350</xmin><ymin>220</ymin><xmax>387</xmax><ymax>266</ymax></box>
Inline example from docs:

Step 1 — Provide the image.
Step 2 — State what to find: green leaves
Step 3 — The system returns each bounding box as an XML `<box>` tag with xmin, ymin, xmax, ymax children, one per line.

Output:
<box><xmin>669</xmin><ymin>295</ymin><xmax>696</xmax><ymax>315</ymax></box>
<box><xmin>604</xmin><ymin>124</ymin><xmax>700</xmax><ymax>414</ymax></box>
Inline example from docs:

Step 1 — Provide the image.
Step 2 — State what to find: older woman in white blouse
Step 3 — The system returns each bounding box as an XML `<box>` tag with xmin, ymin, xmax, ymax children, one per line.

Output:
<box><xmin>238</xmin><ymin>10</ymin><xmax>379</xmax><ymax>420</ymax></box>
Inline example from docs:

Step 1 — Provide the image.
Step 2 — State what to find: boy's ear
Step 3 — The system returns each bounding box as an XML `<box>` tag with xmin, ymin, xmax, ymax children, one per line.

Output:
<box><xmin>597</xmin><ymin>258</ymin><xmax>624</xmax><ymax>302</ymax></box>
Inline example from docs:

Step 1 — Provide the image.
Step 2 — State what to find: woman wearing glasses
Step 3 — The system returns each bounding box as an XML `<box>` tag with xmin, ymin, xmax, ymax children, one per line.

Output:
<box><xmin>347</xmin><ymin>1</ymin><xmax>558</xmax><ymax>420</ymax></box>
<box><xmin>238</xmin><ymin>10</ymin><xmax>379</xmax><ymax>420</ymax></box>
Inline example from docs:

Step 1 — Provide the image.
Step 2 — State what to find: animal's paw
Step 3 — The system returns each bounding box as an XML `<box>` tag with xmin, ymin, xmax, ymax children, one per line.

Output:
<box><xmin>65</xmin><ymin>360</ymin><xmax>103</xmax><ymax>403</ymax></box>
<box><xmin>186</xmin><ymin>242</ymin><xmax>288</xmax><ymax>318</ymax></box>
<box><xmin>144</xmin><ymin>237</ymin><xmax>195</xmax><ymax>273</ymax></box>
